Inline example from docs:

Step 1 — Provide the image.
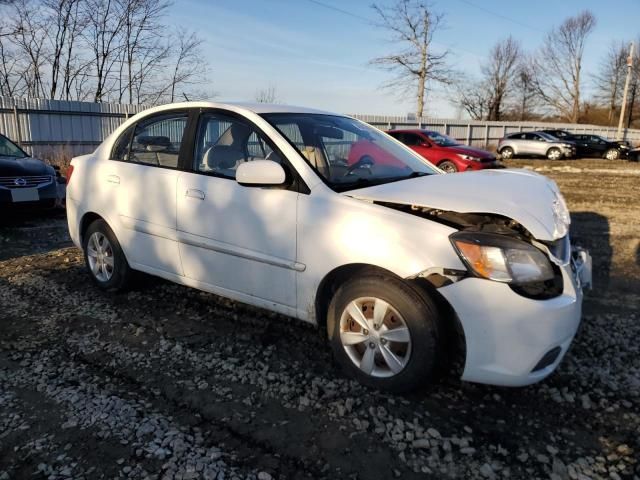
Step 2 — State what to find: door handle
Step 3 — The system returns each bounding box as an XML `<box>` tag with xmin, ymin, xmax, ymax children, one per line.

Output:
<box><xmin>107</xmin><ymin>175</ymin><xmax>120</xmax><ymax>184</ymax></box>
<box><xmin>185</xmin><ymin>189</ymin><xmax>205</xmax><ymax>200</ymax></box>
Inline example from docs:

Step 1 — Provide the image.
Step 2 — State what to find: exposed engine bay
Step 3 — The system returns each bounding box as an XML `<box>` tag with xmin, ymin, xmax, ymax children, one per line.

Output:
<box><xmin>377</xmin><ymin>201</ymin><xmax>567</xmax><ymax>299</ymax></box>
<box><xmin>375</xmin><ymin>201</ymin><xmax>533</xmax><ymax>240</ymax></box>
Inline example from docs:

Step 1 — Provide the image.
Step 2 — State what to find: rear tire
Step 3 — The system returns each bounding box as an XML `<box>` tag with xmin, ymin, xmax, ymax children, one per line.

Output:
<box><xmin>83</xmin><ymin>219</ymin><xmax>132</xmax><ymax>292</ymax></box>
<box><xmin>546</xmin><ymin>147</ymin><xmax>562</xmax><ymax>160</ymax></box>
<box><xmin>499</xmin><ymin>147</ymin><xmax>514</xmax><ymax>159</ymax></box>
<box><xmin>604</xmin><ymin>148</ymin><xmax>620</xmax><ymax>160</ymax></box>
<box><xmin>438</xmin><ymin>160</ymin><xmax>458</xmax><ymax>173</ymax></box>
<box><xmin>327</xmin><ymin>275</ymin><xmax>441</xmax><ymax>392</ymax></box>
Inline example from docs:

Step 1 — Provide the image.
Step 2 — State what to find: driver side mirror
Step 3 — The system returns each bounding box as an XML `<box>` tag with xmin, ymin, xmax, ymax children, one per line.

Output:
<box><xmin>236</xmin><ymin>160</ymin><xmax>286</xmax><ymax>187</ymax></box>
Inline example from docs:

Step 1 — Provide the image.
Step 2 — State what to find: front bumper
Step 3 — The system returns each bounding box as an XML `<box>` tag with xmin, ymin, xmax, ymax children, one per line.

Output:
<box><xmin>465</xmin><ymin>160</ymin><xmax>504</xmax><ymax>171</ymax></box>
<box><xmin>0</xmin><ymin>180</ymin><xmax>60</xmax><ymax>210</ymax></box>
<box><xmin>561</xmin><ymin>146</ymin><xmax>576</xmax><ymax>158</ymax></box>
<box><xmin>439</xmin><ymin>255</ymin><xmax>588</xmax><ymax>387</ymax></box>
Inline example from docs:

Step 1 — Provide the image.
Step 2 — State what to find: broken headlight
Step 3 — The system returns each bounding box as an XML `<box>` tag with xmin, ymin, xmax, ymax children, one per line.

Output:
<box><xmin>450</xmin><ymin>231</ymin><xmax>555</xmax><ymax>284</ymax></box>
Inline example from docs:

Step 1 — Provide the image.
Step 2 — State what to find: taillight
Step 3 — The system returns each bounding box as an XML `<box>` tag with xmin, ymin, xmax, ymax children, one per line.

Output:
<box><xmin>66</xmin><ymin>165</ymin><xmax>74</xmax><ymax>184</ymax></box>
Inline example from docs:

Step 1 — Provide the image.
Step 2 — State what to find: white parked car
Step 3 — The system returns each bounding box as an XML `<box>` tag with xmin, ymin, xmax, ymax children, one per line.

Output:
<box><xmin>66</xmin><ymin>102</ymin><xmax>592</xmax><ymax>392</ymax></box>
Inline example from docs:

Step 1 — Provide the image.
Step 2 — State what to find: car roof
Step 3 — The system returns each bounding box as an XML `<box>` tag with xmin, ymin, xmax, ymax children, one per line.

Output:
<box><xmin>132</xmin><ymin>101</ymin><xmax>337</xmax><ymax>117</ymax></box>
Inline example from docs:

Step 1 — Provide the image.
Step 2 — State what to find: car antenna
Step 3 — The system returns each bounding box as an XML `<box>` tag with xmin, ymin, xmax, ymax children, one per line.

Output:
<box><xmin>182</xmin><ymin>93</ymin><xmax>190</xmax><ymax>102</ymax></box>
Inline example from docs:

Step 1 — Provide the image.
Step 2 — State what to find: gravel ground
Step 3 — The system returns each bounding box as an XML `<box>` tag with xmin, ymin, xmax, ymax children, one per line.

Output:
<box><xmin>1</xmin><ymin>159</ymin><xmax>639</xmax><ymax>480</ymax></box>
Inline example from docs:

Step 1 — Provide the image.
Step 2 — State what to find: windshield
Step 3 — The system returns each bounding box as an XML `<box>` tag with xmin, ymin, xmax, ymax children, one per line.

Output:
<box><xmin>261</xmin><ymin>113</ymin><xmax>438</xmax><ymax>191</ymax></box>
<box><xmin>0</xmin><ymin>135</ymin><xmax>27</xmax><ymax>158</ymax></box>
<box><xmin>424</xmin><ymin>131</ymin><xmax>458</xmax><ymax>147</ymax></box>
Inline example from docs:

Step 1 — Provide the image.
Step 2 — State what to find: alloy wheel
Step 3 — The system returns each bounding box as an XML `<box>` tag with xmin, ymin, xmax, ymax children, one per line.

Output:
<box><xmin>605</xmin><ymin>149</ymin><xmax>619</xmax><ymax>160</ymax></box>
<box><xmin>500</xmin><ymin>148</ymin><xmax>513</xmax><ymax>159</ymax></box>
<box><xmin>440</xmin><ymin>162</ymin><xmax>457</xmax><ymax>174</ymax></box>
<box><xmin>548</xmin><ymin>149</ymin><xmax>561</xmax><ymax>160</ymax></box>
<box><xmin>339</xmin><ymin>297</ymin><xmax>412</xmax><ymax>378</ymax></box>
<box><xmin>87</xmin><ymin>231</ymin><xmax>115</xmax><ymax>282</ymax></box>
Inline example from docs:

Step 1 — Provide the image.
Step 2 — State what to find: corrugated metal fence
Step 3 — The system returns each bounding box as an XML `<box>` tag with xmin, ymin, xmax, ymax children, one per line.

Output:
<box><xmin>0</xmin><ymin>97</ymin><xmax>147</xmax><ymax>159</ymax></box>
<box><xmin>1</xmin><ymin>96</ymin><xmax>639</xmax><ymax>160</ymax></box>
<box><xmin>357</xmin><ymin>115</ymin><xmax>640</xmax><ymax>148</ymax></box>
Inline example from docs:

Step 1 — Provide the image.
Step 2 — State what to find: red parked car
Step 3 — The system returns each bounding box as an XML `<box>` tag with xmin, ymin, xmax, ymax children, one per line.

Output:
<box><xmin>385</xmin><ymin>129</ymin><xmax>500</xmax><ymax>173</ymax></box>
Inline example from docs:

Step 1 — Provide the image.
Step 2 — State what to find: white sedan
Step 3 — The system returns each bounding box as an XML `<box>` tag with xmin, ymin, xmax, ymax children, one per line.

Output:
<box><xmin>66</xmin><ymin>102</ymin><xmax>592</xmax><ymax>392</ymax></box>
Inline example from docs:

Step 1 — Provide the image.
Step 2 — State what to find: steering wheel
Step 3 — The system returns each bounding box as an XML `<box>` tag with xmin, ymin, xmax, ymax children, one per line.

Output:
<box><xmin>344</xmin><ymin>155</ymin><xmax>374</xmax><ymax>176</ymax></box>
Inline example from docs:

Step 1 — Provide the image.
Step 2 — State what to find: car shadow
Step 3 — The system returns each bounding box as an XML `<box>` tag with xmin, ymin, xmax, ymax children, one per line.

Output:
<box><xmin>0</xmin><ymin>209</ymin><xmax>71</xmax><ymax>262</ymax></box>
<box><xmin>570</xmin><ymin>211</ymin><xmax>611</xmax><ymax>291</ymax></box>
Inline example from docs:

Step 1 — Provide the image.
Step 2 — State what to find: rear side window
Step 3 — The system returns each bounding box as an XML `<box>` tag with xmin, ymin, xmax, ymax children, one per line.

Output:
<box><xmin>110</xmin><ymin>126</ymin><xmax>134</xmax><ymax>161</ymax></box>
<box><xmin>127</xmin><ymin>113</ymin><xmax>188</xmax><ymax>168</ymax></box>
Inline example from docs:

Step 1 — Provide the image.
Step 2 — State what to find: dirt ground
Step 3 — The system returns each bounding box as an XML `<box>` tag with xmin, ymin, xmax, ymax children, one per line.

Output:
<box><xmin>1</xmin><ymin>159</ymin><xmax>639</xmax><ymax>480</ymax></box>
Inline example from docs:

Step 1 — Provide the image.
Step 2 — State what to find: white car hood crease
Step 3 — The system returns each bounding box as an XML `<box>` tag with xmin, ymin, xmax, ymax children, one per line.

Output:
<box><xmin>346</xmin><ymin>169</ymin><xmax>568</xmax><ymax>241</ymax></box>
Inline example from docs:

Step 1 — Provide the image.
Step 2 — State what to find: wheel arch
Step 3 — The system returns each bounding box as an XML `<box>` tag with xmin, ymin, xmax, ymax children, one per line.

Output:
<box><xmin>79</xmin><ymin>211</ymin><xmax>105</xmax><ymax>246</ymax></box>
<box><xmin>315</xmin><ymin>263</ymin><xmax>467</xmax><ymax>375</ymax></box>
<box><xmin>315</xmin><ymin>263</ymin><xmax>400</xmax><ymax>335</ymax></box>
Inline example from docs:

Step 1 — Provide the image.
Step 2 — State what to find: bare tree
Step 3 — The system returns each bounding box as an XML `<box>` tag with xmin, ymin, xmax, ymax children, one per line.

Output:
<box><xmin>454</xmin><ymin>78</ymin><xmax>489</xmax><ymax>120</ymax></box>
<box><xmin>118</xmin><ymin>0</ymin><xmax>169</xmax><ymax>103</ymax></box>
<box><xmin>10</xmin><ymin>0</ymin><xmax>49</xmax><ymax>97</ymax></box>
<box><xmin>533</xmin><ymin>10</ymin><xmax>596</xmax><ymax>122</ymax></box>
<box><xmin>370</xmin><ymin>0</ymin><xmax>452</xmax><ymax>118</ymax></box>
<box><xmin>255</xmin><ymin>85</ymin><xmax>279</xmax><ymax>103</ymax></box>
<box><xmin>165</xmin><ymin>28</ymin><xmax>205</xmax><ymax>103</ymax></box>
<box><xmin>0</xmin><ymin>26</ymin><xmax>21</xmax><ymax>96</ymax></box>
<box><xmin>593</xmin><ymin>41</ymin><xmax>628</xmax><ymax>125</ymax></box>
<box><xmin>483</xmin><ymin>36</ymin><xmax>520</xmax><ymax>120</ymax></box>
<box><xmin>0</xmin><ymin>0</ymin><xmax>209</xmax><ymax>105</ymax></box>
<box><xmin>510</xmin><ymin>60</ymin><xmax>538</xmax><ymax>121</ymax></box>
<box><xmin>60</xmin><ymin>1</ymin><xmax>89</xmax><ymax>100</ymax></box>
<box><xmin>83</xmin><ymin>0</ymin><xmax>127</xmax><ymax>102</ymax></box>
<box><xmin>454</xmin><ymin>36</ymin><xmax>520</xmax><ymax>120</ymax></box>
<box><xmin>41</xmin><ymin>0</ymin><xmax>89</xmax><ymax>99</ymax></box>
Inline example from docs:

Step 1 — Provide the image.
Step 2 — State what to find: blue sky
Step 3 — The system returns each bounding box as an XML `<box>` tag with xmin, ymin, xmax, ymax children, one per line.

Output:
<box><xmin>169</xmin><ymin>0</ymin><xmax>640</xmax><ymax>117</ymax></box>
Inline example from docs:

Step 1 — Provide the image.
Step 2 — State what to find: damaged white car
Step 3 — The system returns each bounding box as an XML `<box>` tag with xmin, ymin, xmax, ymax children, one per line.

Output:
<box><xmin>66</xmin><ymin>102</ymin><xmax>592</xmax><ymax>392</ymax></box>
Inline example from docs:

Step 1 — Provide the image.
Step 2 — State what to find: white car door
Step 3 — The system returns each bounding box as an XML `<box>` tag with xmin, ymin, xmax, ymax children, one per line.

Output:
<box><xmin>176</xmin><ymin>111</ymin><xmax>300</xmax><ymax>309</ymax></box>
<box><xmin>105</xmin><ymin>111</ymin><xmax>189</xmax><ymax>275</ymax></box>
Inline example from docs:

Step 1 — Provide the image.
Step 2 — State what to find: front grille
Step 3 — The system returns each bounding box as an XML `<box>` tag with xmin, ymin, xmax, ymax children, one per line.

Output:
<box><xmin>0</xmin><ymin>175</ymin><xmax>53</xmax><ymax>189</ymax></box>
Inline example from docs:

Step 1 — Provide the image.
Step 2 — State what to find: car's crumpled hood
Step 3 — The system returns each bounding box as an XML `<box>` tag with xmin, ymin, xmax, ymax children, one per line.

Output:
<box><xmin>0</xmin><ymin>157</ymin><xmax>53</xmax><ymax>176</ymax></box>
<box><xmin>345</xmin><ymin>169</ymin><xmax>570</xmax><ymax>241</ymax></box>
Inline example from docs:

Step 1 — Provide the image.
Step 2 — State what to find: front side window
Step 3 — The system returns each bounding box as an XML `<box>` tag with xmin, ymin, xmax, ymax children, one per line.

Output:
<box><xmin>399</xmin><ymin>133</ymin><xmax>424</xmax><ymax>146</ymax></box>
<box><xmin>0</xmin><ymin>135</ymin><xmax>27</xmax><ymax>158</ymax></box>
<box><xmin>424</xmin><ymin>131</ymin><xmax>458</xmax><ymax>147</ymax></box>
<box><xmin>262</xmin><ymin>113</ymin><xmax>437</xmax><ymax>191</ymax></box>
<box><xmin>128</xmin><ymin>113</ymin><xmax>187</xmax><ymax>168</ymax></box>
<box><xmin>194</xmin><ymin>113</ymin><xmax>283</xmax><ymax>178</ymax></box>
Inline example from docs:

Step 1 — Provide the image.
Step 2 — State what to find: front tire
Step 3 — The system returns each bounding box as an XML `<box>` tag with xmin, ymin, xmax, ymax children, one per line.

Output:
<box><xmin>604</xmin><ymin>148</ymin><xmax>620</xmax><ymax>160</ymax></box>
<box><xmin>327</xmin><ymin>275</ymin><xmax>441</xmax><ymax>392</ymax></box>
<box><xmin>438</xmin><ymin>160</ymin><xmax>458</xmax><ymax>173</ymax></box>
<box><xmin>546</xmin><ymin>147</ymin><xmax>562</xmax><ymax>160</ymax></box>
<box><xmin>83</xmin><ymin>219</ymin><xmax>132</xmax><ymax>291</ymax></box>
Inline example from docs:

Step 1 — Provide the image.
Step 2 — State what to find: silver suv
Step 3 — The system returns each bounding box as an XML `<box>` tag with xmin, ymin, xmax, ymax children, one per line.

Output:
<box><xmin>498</xmin><ymin>132</ymin><xmax>576</xmax><ymax>160</ymax></box>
